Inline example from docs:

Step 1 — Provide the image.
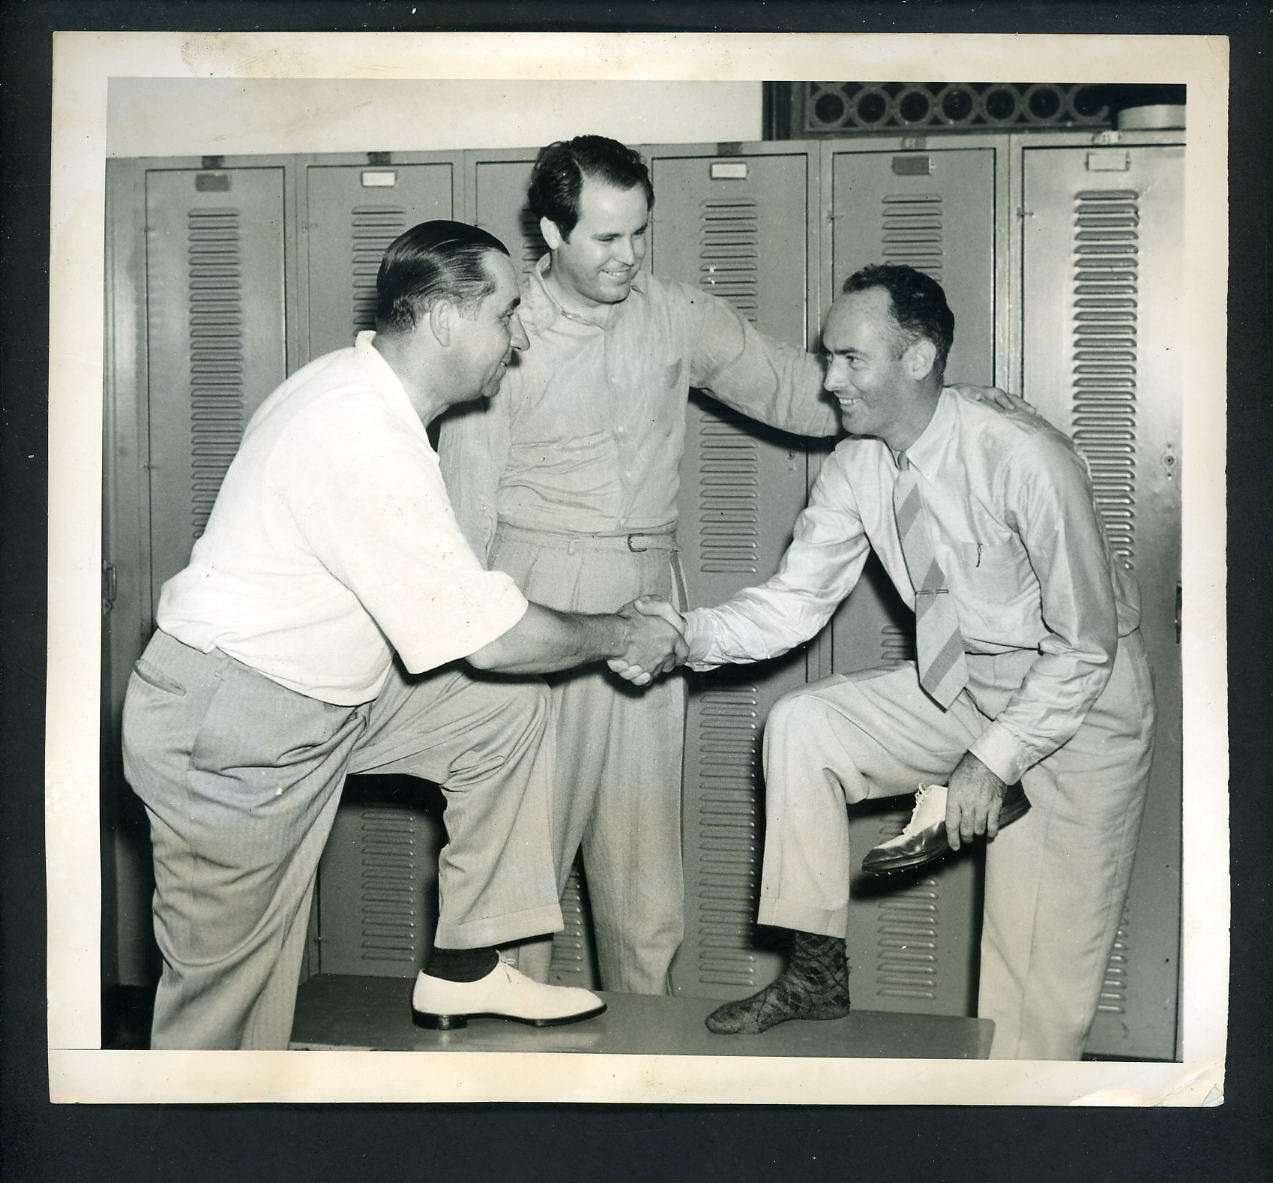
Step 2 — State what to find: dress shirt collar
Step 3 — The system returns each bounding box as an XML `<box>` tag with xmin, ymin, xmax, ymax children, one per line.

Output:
<box><xmin>353</xmin><ymin>330</ymin><xmax>430</xmax><ymax>434</ymax></box>
<box><xmin>522</xmin><ymin>253</ymin><xmax>648</xmax><ymax>332</ymax></box>
<box><xmin>897</xmin><ymin>386</ymin><xmax>957</xmax><ymax>478</ymax></box>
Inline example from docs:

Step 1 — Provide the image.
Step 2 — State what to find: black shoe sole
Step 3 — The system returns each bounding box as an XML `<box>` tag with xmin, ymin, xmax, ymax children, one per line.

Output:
<box><xmin>862</xmin><ymin>789</ymin><xmax>1032</xmax><ymax>875</ymax></box>
<box><xmin>412</xmin><ymin>1002</ymin><xmax>607</xmax><ymax>1032</ymax></box>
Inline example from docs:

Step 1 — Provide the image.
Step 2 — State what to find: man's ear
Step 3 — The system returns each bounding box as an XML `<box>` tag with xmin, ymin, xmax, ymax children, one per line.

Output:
<box><xmin>428</xmin><ymin>298</ymin><xmax>456</xmax><ymax>347</ymax></box>
<box><xmin>906</xmin><ymin>337</ymin><xmax>938</xmax><ymax>381</ymax></box>
<box><xmin>540</xmin><ymin>216</ymin><xmax>564</xmax><ymax>251</ymax></box>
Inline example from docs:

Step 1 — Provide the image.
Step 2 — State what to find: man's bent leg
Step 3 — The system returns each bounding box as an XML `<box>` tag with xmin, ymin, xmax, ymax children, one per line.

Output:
<box><xmin>123</xmin><ymin>632</ymin><xmax>365</xmax><ymax>1049</ymax></box>
<box><xmin>979</xmin><ymin>634</ymin><xmax>1156</xmax><ymax>1059</ymax></box>
<box><xmin>352</xmin><ymin>664</ymin><xmax>562</xmax><ymax>950</ymax></box>
<box><xmin>758</xmin><ymin>667</ymin><xmax>980</xmax><ymax>937</ymax></box>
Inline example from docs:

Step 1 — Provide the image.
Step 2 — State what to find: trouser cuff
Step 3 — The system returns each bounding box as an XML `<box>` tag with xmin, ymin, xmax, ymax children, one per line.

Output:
<box><xmin>434</xmin><ymin>902</ymin><xmax>564</xmax><ymax>950</ymax></box>
<box><xmin>758</xmin><ymin>895</ymin><xmax>848</xmax><ymax>940</ymax></box>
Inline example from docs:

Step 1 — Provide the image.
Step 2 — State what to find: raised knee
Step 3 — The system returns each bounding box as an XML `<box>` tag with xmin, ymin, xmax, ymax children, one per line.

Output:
<box><xmin>766</xmin><ymin>685</ymin><xmax>824</xmax><ymax>736</ymax></box>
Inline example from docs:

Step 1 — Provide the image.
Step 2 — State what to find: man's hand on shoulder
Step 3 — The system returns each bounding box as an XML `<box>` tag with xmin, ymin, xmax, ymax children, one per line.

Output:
<box><xmin>949</xmin><ymin>382</ymin><xmax>1034</xmax><ymax>417</ymax></box>
<box><xmin>944</xmin><ymin>751</ymin><xmax>1010</xmax><ymax>851</ymax></box>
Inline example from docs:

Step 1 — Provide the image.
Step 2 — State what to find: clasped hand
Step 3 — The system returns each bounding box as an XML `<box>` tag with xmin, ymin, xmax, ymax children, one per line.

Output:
<box><xmin>944</xmin><ymin>752</ymin><xmax>1010</xmax><ymax>851</ymax></box>
<box><xmin>607</xmin><ymin>596</ymin><xmax>688</xmax><ymax>686</ymax></box>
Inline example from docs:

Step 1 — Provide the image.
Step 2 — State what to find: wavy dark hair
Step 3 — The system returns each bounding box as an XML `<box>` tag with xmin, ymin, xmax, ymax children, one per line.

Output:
<box><xmin>375</xmin><ymin>220</ymin><xmax>510</xmax><ymax>333</ymax></box>
<box><xmin>842</xmin><ymin>263</ymin><xmax>955</xmax><ymax>380</ymax></box>
<box><xmin>527</xmin><ymin>135</ymin><xmax>654</xmax><ymax>238</ymax></box>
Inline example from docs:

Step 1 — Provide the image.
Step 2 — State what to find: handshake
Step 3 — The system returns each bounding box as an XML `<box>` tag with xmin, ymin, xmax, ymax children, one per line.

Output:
<box><xmin>606</xmin><ymin>595</ymin><xmax>688</xmax><ymax>687</ymax></box>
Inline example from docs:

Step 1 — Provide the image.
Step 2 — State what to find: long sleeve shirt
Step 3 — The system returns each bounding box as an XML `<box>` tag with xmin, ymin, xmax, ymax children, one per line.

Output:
<box><xmin>438</xmin><ymin>256</ymin><xmax>838</xmax><ymax>561</ymax></box>
<box><xmin>159</xmin><ymin>332</ymin><xmax>528</xmax><ymax>705</ymax></box>
<box><xmin>683</xmin><ymin>388</ymin><xmax>1142</xmax><ymax>784</ymax></box>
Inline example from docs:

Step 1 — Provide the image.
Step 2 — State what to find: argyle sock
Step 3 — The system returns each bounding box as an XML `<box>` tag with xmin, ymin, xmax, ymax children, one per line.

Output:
<box><xmin>424</xmin><ymin>945</ymin><xmax>500</xmax><ymax>983</ymax></box>
<box><xmin>705</xmin><ymin>930</ymin><xmax>850</xmax><ymax>1034</ymax></box>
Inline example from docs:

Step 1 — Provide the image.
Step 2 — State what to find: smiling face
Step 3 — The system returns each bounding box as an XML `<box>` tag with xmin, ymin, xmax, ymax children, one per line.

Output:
<box><xmin>451</xmin><ymin>251</ymin><xmax>529</xmax><ymax>402</ymax></box>
<box><xmin>821</xmin><ymin>286</ymin><xmax>938</xmax><ymax>451</ymax></box>
<box><xmin>541</xmin><ymin>176</ymin><xmax>649</xmax><ymax>310</ymax></box>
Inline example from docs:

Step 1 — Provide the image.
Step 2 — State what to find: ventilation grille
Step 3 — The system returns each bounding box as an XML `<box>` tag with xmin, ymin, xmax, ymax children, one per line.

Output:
<box><xmin>881</xmin><ymin>193</ymin><xmax>943</xmax><ymax>280</ymax></box>
<box><xmin>697</xmin><ymin>411</ymin><xmax>760</xmax><ymax>574</ymax></box>
<box><xmin>352</xmin><ymin>807</ymin><xmax>420</xmax><ymax>965</ymax></box>
<box><xmin>186</xmin><ymin>207</ymin><xmax>247</xmax><ymax>540</ymax></box>
<box><xmin>794</xmin><ymin>82</ymin><xmax>1113</xmax><ymax>134</ymax></box>
<box><xmin>698</xmin><ymin>198</ymin><xmax>759</xmax><ymax>322</ymax></box>
<box><xmin>517</xmin><ymin>206</ymin><xmax>548</xmax><ymax>273</ymax></box>
<box><xmin>1095</xmin><ymin>909</ymin><xmax>1131</xmax><ymax>1016</ymax></box>
<box><xmin>1070</xmin><ymin>189</ymin><xmax>1140</xmax><ymax>568</ymax></box>
<box><xmin>351</xmin><ymin>205</ymin><xmax>408</xmax><ymax>334</ymax></box>
<box><xmin>871</xmin><ymin>809</ymin><xmax>941</xmax><ymax>1000</ymax></box>
<box><xmin>691</xmin><ymin>688</ymin><xmax>765</xmax><ymax>987</ymax></box>
<box><xmin>880</xmin><ymin>623</ymin><xmax>916</xmax><ymax>667</ymax></box>
<box><xmin>548</xmin><ymin>861</ymin><xmax>594</xmax><ymax>984</ymax></box>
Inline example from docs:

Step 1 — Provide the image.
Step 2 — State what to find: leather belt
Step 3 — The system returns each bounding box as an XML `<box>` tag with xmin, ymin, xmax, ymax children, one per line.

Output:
<box><xmin>496</xmin><ymin>521</ymin><xmax>678</xmax><ymax>554</ymax></box>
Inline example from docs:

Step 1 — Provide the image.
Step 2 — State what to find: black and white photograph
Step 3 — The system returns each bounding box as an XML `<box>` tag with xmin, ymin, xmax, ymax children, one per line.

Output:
<box><xmin>42</xmin><ymin>29</ymin><xmax>1229</xmax><ymax>1107</ymax></box>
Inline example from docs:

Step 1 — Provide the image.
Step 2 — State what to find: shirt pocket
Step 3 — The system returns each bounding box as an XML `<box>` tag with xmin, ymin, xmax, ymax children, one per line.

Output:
<box><xmin>943</xmin><ymin>535</ymin><xmax>1038</xmax><ymax>626</ymax></box>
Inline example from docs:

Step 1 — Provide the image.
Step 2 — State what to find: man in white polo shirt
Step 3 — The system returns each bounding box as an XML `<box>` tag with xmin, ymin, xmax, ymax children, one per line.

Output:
<box><xmin>122</xmin><ymin>221</ymin><xmax>686</xmax><ymax>1050</ymax></box>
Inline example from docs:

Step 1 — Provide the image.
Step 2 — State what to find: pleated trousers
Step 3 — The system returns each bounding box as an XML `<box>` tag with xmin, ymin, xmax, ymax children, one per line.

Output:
<box><xmin>489</xmin><ymin>524</ymin><xmax>687</xmax><ymax>995</ymax></box>
<box><xmin>758</xmin><ymin>630</ymin><xmax>1156</xmax><ymax>1060</ymax></box>
<box><xmin>122</xmin><ymin>629</ymin><xmax>561</xmax><ymax>1049</ymax></box>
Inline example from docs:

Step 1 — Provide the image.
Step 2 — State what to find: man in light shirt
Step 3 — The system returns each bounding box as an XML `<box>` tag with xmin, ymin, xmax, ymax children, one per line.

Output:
<box><xmin>640</xmin><ymin>263</ymin><xmax>1156</xmax><ymax>1059</ymax></box>
<box><xmin>122</xmin><ymin>220</ymin><xmax>685</xmax><ymax>1050</ymax></box>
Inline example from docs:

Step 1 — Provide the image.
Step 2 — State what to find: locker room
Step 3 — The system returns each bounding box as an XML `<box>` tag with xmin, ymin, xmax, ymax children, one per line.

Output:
<box><xmin>100</xmin><ymin>79</ymin><xmax>1184</xmax><ymax>1061</ymax></box>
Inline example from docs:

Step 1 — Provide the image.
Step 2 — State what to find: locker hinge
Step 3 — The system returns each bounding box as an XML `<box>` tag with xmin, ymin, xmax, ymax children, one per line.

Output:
<box><xmin>102</xmin><ymin>562</ymin><xmax>117</xmax><ymax>615</ymax></box>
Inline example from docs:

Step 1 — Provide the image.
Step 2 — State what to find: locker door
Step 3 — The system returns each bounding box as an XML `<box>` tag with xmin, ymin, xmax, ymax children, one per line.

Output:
<box><xmin>300</xmin><ymin>158</ymin><xmax>460</xmax><ymax>981</ymax></box>
<box><xmin>303</xmin><ymin>161</ymin><xmax>455</xmax><ymax>361</ymax></box>
<box><xmin>649</xmin><ymin>149</ymin><xmax>817</xmax><ymax>1000</ymax></box>
<box><xmin>463</xmin><ymin>149</ymin><xmax>602</xmax><ymax>990</ymax></box>
<box><xmin>1021</xmin><ymin>142</ymin><xmax>1183</xmax><ymax>1060</ymax></box>
<box><xmin>472</xmin><ymin>154</ymin><xmax>547</xmax><ymax>275</ymax></box>
<box><xmin>144</xmin><ymin>165</ymin><xmax>289</xmax><ymax>612</ymax></box>
<box><xmin>826</xmin><ymin>145</ymin><xmax>999</xmax><ymax>1019</ymax></box>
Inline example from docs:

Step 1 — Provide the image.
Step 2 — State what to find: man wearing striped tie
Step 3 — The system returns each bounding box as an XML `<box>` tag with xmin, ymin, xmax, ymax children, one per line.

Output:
<box><xmin>635</xmin><ymin>263</ymin><xmax>1156</xmax><ymax>1060</ymax></box>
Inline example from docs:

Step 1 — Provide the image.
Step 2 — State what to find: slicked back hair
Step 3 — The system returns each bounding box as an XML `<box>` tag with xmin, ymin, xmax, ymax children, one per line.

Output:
<box><xmin>841</xmin><ymin>263</ymin><xmax>955</xmax><ymax>381</ymax></box>
<box><xmin>375</xmin><ymin>220</ymin><xmax>510</xmax><ymax>334</ymax></box>
<box><xmin>527</xmin><ymin>135</ymin><xmax>654</xmax><ymax>239</ymax></box>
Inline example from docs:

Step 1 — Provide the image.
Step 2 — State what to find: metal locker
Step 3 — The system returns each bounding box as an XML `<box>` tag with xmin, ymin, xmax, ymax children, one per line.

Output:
<box><xmin>471</xmin><ymin>153</ymin><xmax>548</xmax><ymax>274</ymax></box>
<box><xmin>301</xmin><ymin>159</ymin><xmax>457</xmax><ymax>363</ymax></box>
<box><xmin>1019</xmin><ymin>136</ymin><xmax>1184</xmax><ymax>1060</ymax></box>
<box><xmin>103</xmin><ymin>159</ymin><xmax>292</xmax><ymax>1006</ymax></box>
<box><xmin>646</xmin><ymin>146</ymin><xmax>821</xmax><ymax>1000</ymax></box>
<box><xmin>299</xmin><ymin>155</ymin><xmax>460</xmax><ymax>980</ymax></box>
<box><xmin>460</xmin><ymin>147</ymin><xmax>603</xmax><ymax>990</ymax></box>
<box><xmin>820</xmin><ymin>142</ymin><xmax>1002</xmax><ymax>1019</ymax></box>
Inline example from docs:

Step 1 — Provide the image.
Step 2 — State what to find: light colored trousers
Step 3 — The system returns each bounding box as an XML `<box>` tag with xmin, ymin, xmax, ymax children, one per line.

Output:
<box><xmin>491</xmin><ymin>524</ymin><xmax>686</xmax><ymax>995</ymax></box>
<box><xmin>122</xmin><ymin>630</ymin><xmax>562</xmax><ymax>1050</ymax></box>
<box><xmin>759</xmin><ymin>631</ymin><xmax>1156</xmax><ymax>1060</ymax></box>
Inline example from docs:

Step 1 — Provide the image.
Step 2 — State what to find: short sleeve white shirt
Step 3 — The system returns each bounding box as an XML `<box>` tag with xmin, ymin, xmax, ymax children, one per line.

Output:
<box><xmin>158</xmin><ymin>332</ymin><xmax>529</xmax><ymax>704</ymax></box>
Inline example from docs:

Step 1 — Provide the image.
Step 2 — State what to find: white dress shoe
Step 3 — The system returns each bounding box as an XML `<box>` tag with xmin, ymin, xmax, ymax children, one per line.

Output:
<box><xmin>411</xmin><ymin>958</ymin><xmax>607</xmax><ymax>1031</ymax></box>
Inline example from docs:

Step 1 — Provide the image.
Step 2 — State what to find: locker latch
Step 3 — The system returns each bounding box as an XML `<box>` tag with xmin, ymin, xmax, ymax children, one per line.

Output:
<box><xmin>102</xmin><ymin>562</ymin><xmax>117</xmax><ymax>615</ymax></box>
<box><xmin>1086</xmin><ymin>150</ymin><xmax>1132</xmax><ymax>172</ymax></box>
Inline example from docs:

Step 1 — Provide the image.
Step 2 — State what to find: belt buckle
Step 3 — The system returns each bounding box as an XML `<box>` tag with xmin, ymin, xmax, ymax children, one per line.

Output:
<box><xmin>626</xmin><ymin>533</ymin><xmax>648</xmax><ymax>552</ymax></box>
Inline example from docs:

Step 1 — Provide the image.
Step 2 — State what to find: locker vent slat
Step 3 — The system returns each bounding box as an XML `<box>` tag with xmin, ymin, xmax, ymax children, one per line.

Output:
<box><xmin>1070</xmin><ymin>189</ymin><xmax>1141</xmax><ymax>568</ymax></box>
<box><xmin>1095</xmin><ymin>908</ymin><xmax>1131</xmax><ymax>1015</ymax></box>
<box><xmin>697</xmin><ymin>410</ymin><xmax>760</xmax><ymax>573</ymax></box>
<box><xmin>692</xmin><ymin>689</ymin><xmax>765</xmax><ymax>986</ymax></box>
<box><xmin>518</xmin><ymin>207</ymin><xmax>548</xmax><ymax>273</ymax></box>
<box><xmin>880</xmin><ymin>193</ymin><xmax>944</xmax><ymax>281</ymax></box>
<box><xmin>186</xmin><ymin>207</ymin><xmax>247</xmax><ymax>540</ymax></box>
<box><xmin>353</xmin><ymin>807</ymin><xmax>419</xmax><ymax>964</ymax></box>
<box><xmin>870</xmin><ymin>810</ymin><xmax>942</xmax><ymax>999</ymax></box>
<box><xmin>698</xmin><ymin>198</ymin><xmax>759</xmax><ymax>321</ymax></box>
<box><xmin>548</xmin><ymin>861</ymin><xmax>593</xmax><ymax>983</ymax></box>
<box><xmin>350</xmin><ymin>204</ymin><xmax>409</xmax><ymax>335</ymax></box>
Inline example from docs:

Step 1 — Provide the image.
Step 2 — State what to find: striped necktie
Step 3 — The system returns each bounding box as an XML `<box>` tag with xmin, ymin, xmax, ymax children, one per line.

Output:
<box><xmin>893</xmin><ymin>454</ymin><xmax>969</xmax><ymax>709</ymax></box>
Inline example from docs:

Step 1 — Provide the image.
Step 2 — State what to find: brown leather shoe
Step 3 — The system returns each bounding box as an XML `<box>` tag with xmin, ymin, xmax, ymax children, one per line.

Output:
<box><xmin>861</xmin><ymin>781</ymin><xmax>1031</xmax><ymax>875</ymax></box>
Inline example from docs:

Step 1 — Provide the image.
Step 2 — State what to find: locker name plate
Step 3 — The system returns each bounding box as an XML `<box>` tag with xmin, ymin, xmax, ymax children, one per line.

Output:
<box><xmin>361</xmin><ymin>170</ymin><xmax>399</xmax><ymax>187</ymax></box>
<box><xmin>710</xmin><ymin>161</ymin><xmax>749</xmax><ymax>180</ymax></box>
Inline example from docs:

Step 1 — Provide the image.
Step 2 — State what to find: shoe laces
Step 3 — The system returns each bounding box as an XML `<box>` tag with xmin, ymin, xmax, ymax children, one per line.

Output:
<box><xmin>898</xmin><ymin>783</ymin><xmax>948</xmax><ymax>836</ymax></box>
